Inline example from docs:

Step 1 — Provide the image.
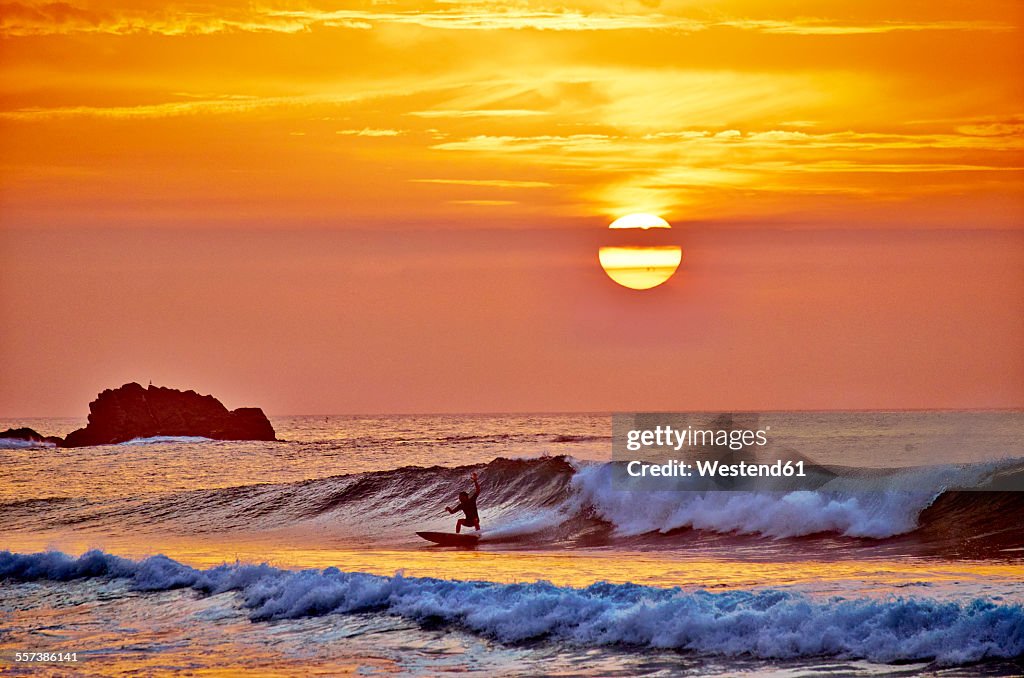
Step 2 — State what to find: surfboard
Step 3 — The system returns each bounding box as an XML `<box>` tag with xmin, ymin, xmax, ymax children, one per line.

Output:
<box><xmin>416</xmin><ymin>531</ymin><xmax>480</xmax><ymax>546</ymax></box>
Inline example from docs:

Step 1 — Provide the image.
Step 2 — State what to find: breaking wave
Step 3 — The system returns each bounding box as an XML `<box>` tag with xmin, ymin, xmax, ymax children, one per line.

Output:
<box><xmin>1</xmin><ymin>549</ymin><xmax>1021</xmax><ymax>665</ymax></box>
<box><xmin>3</xmin><ymin>455</ymin><xmax>1023</xmax><ymax>553</ymax></box>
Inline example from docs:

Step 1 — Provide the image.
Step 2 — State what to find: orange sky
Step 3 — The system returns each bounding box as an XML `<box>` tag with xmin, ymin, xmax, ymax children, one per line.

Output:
<box><xmin>1</xmin><ymin>0</ymin><xmax>1023</xmax><ymax>415</ymax></box>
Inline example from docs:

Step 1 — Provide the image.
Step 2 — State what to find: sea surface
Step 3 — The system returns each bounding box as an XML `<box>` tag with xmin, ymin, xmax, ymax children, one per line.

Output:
<box><xmin>1</xmin><ymin>412</ymin><xmax>1023</xmax><ymax>676</ymax></box>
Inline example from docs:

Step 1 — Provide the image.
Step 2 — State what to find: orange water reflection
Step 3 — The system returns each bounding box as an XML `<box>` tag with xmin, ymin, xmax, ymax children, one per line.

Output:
<box><xmin>5</xmin><ymin>532</ymin><xmax>1021</xmax><ymax>595</ymax></box>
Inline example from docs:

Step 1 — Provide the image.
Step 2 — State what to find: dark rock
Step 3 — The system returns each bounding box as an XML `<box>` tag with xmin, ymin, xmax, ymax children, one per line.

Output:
<box><xmin>0</xmin><ymin>427</ymin><xmax>64</xmax><ymax>446</ymax></box>
<box><xmin>62</xmin><ymin>383</ymin><xmax>276</xmax><ymax>447</ymax></box>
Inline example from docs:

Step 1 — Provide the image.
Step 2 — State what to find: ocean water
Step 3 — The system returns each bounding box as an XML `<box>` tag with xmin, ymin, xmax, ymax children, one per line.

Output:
<box><xmin>1</xmin><ymin>412</ymin><xmax>1023</xmax><ymax>675</ymax></box>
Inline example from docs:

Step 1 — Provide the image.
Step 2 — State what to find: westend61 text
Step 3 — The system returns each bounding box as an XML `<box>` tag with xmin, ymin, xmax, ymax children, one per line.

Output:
<box><xmin>625</xmin><ymin>425</ymin><xmax>770</xmax><ymax>452</ymax></box>
<box><xmin>626</xmin><ymin>459</ymin><xmax>807</xmax><ymax>478</ymax></box>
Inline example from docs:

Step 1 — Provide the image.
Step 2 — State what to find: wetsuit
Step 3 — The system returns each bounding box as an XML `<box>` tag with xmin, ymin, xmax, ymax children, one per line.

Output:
<box><xmin>458</xmin><ymin>493</ymin><xmax>479</xmax><ymax>526</ymax></box>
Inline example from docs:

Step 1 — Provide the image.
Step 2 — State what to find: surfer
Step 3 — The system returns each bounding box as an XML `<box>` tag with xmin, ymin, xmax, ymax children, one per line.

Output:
<box><xmin>446</xmin><ymin>472</ymin><xmax>481</xmax><ymax>533</ymax></box>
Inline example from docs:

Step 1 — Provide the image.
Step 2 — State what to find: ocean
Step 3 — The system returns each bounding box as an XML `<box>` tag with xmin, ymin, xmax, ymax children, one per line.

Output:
<box><xmin>1</xmin><ymin>412</ymin><xmax>1023</xmax><ymax>675</ymax></box>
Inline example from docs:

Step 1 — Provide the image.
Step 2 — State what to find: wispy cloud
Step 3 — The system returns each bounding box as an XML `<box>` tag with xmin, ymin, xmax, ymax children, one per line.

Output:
<box><xmin>431</xmin><ymin>126</ymin><xmax>1024</xmax><ymax>215</ymax></box>
<box><xmin>0</xmin><ymin>96</ymin><xmax>271</xmax><ymax>120</ymax></box>
<box><xmin>337</xmin><ymin>128</ymin><xmax>405</xmax><ymax>137</ymax></box>
<box><xmin>434</xmin><ymin>128</ymin><xmax>1024</xmax><ymax>155</ymax></box>
<box><xmin>447</xmin><ymin>199</ymin><xmax>519</xmax><ymax>205</ymax></box>
<box><xmin>273</xmin><ymin>8</ymin><xmax>705</xmax><ymax>33</ymax></box>
<box><xmin>411</xmin><ymin>178</ymin><xmax>553</xmax><ymax>188</ymax></box>
<box><xmin>0</xmin><ymin>85</ymin><xmax>430</xmax><ymax>120</ymax></box>
<box><xmin>717</xmin><ymin>18</ymin><xmax>1013</xmax><ymax>35</ymax></box>
<box><xmin>409</xmin><ymin>109</ymin><xmax>548</xmax><ymax>118</ymax></box>
<box><xmin>0</xmin><ymin>3</ymin><xmax>1012</xmax><ymax>38</ymax></box>
<box><xmin>434</xmin><ymin>134</ymin><xmax>615</xmax><ymax>154</ymax></box>
<box><xmin>0</xmin><ymin>2</ymin><xmax>323</xmax><ymax>36</ymax></box>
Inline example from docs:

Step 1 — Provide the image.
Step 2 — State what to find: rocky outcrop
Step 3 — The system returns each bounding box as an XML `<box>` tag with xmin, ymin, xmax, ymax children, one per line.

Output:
<box><xmin>0</xmin><ymin>427</ymin><xmax>64</xmax><ymax>446</ymax></box>
<box><xmin>62</xmin><ymin>383</ymin><xmax>276</xmax><ymax>447</ymax></box>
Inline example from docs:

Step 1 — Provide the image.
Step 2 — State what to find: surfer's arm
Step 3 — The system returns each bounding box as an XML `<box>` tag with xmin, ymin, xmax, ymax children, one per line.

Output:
<box><xmin>470</xmin><ymin>472</ymin><xmax>480</xmax><ymax>500</ymax></box>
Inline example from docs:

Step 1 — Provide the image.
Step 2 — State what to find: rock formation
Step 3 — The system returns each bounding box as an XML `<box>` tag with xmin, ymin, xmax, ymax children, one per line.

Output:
<box><xmin>61</xmin><ymin>383</ymin><xmax>276</xmax><ymax>447</ymax></box>
<box><xmin>0</xmin><ymin>427</ymin><xmax>65</xmax><ymax>446</ymax></box>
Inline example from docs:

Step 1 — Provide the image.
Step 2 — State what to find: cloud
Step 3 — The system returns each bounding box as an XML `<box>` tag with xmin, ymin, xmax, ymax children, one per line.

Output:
<box><xmin>447</xmin><ymin>199</ymin><xmax>519</xmax><ymax>205</ymax></box>
<box><xmin>956</xmin><ymin>122</ymin><xmax>1024</xmax><ymax>137</ymax></box>
<box><xmin>433</xmin><ymin>128</ymin><xmax>1024</xmax><ymax>156</ymax></box>
<box><xmin>0</xmin><ymin>3</ymin><xmax>704</xmax><ymax>36</ymax></box>
<box><xmin>427</xmin><ymin>125</ymin><xmax>1024</xmax><ymax>215</ymax></box>
<box><xmin>0</xmin><ymin>96</ymin><xmax>270</xmax><ymax>120</ymax></box>
<box><xmin>412</xmin><ymin>178</ymin><xmax>553</xmax><ymax>188</ymax></box>
<box><xmin>0</xmin><ymin>82</ymin><xmax>440</xmax><ymax>120</ymax></box>
<box><xmin>434</xmin><ymin>134</ymin><xmax>615</xmax><ymax>154</ymax></box>
<box><xmin>336</xmin><ymin>128</ymin><xmax>405</xmax><ymax>137</ymax></box>
<box><xmin>409</xmin><ymin>109</ymin><xmax>548</xmax><ymax>118</ymax></box>
<box><xmin>0</xmin><ymin>2</ymin><xmax>319</xmax><ymax>36</ymax></box>
<box><xmin>716</xmin><ymin>18</ymin><xmax>1014</xmax><ymax>35</ymax></box>
<box><xmin>0</xmin><ymin>3</ymin><xmax>1012</xmax><ymax>38</ymax></box>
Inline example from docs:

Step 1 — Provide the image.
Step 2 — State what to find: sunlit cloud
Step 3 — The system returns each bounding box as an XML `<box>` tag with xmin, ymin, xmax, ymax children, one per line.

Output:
<box><xmin>0</xmin><ymin>3</ymin><xmax>703</xmax><ymax>36</ymax></box>
<box><xmin>434</xmin><ymin>128</ymin><xmax>1024</xmax><ymax>155</ymax></box>
<box><xmin>337</xmin><ymin>128</ymin><xmax>406</xmax><ymax>136</ymax></box>
<box><xmin>434</xmin><ymin>134</ymin><xmax>614</xmax><ymax>154</ymax></box>
<box><xmin>0</xmin><ymin>98</ymin><xmax>266</xmax><ymax>120</ymax></box>
<box><xmin>411</xmin><ymin>179</ymin><xmax>554</xmax><ymax>188</ymax></box>
<box><xmin>448</xmin><ymin>199</ymin><xmax>520</xmax><ymax>205</ymax></box>
<box><xmin>0</xmin><ymin>3</ymin><xmax>1012</xmax><ymax>37</ymax></box>
<box><xmin>409</xmin><ymin>109</ymin><xmax>548</xmax><ymax>118</ymax></box>
<box><xmin>0</xmin><ymin>2</ymin><xmax>322</xmax><ymax>36</ymax></box>
<box><xmin>431</xmin><ymin>125</ymin><xmax>1024</xmax><ymax>216</ymax></box>
<box><xmin>717</xmin><ymin>18</ymin><xmax>1013</xmax><ymax>35</ymax></box>
<box><xmin>273</xmin><ymin>8</ymin><xmax>705</xmax><ymax>33</ymax></box>
<box><xmin>955</xmin><ymin>122</ymin><xmax>1024</xmax><ymax>137</ymax></box>
<box><xmin>0</xmin><ymin>94</ymin><xmax>369</xmax><ymax>120</ymax></box>
<box><xmin>1</xmin><ymin>1</ymin><xmax>1020</xmax><ymax>230</ymax></box>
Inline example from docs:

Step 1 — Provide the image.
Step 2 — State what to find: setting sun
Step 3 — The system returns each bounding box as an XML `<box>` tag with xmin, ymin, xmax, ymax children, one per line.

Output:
<box><xmin>600</xmin><ymin>214</ymin><xmax>682</xmax><ymax>289</ymax></box>
<box><xmin>609</xmin><ymin>214</ymin><xmax>671</xmax><ymax>230</ymax></box>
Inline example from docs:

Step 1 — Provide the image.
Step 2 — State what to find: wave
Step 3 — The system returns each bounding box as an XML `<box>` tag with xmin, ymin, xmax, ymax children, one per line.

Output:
<box><xmin>0</xmin><ymin>438</ymin><xmax>57</xmax><ymax>449</ymax></box>
<box><xmin>411</xmin><ymin>433</ymin><xmax>608</xmax><ymax>445</ymax></box>
<box><xmin>570</xmin><ymin>459</ymin><xmax>1021</xmax><ymax>540</ymax></box>
<box><xmin>118</xmin><ymin>435</ymin><xmax>216</xmax><ymax>446</ymax></box>
<box><xmin>5</xmin><ymin>455</ymin><xmax>1023</xmax><ymax>553</ymax></box>
<box><xmin>550</xmin><ymin>434</ymin><xmax>610</xmax><ymax>443</ymax></box>
<box><xmin>1</xmin><ymin>549</ymin><xmax>1021</xmax><ymax>665</ymax></box>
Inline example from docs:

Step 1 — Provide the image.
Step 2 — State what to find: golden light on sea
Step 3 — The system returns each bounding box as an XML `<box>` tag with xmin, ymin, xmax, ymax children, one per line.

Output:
<box><xmin>599</xmin><ymin>214</ymin><xmax>682</xmax><ymax>290</ymax></box>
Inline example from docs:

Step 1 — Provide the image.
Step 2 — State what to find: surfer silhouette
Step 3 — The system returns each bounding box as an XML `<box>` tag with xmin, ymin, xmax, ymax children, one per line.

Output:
<box><xmin>446</xmin><ymin>472</ymin><xmax>481</xmax><ymax>533</ymax></box>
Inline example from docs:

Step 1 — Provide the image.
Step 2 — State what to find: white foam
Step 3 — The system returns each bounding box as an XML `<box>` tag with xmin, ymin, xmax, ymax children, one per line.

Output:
<box><xmin>118</xmin><ymin>436</ymin><xmax>215</xmax><ymax>446</ymax></box>
<box><xmin>2</xmin><ymin>549</ymin><xmax>1020</xmax><ymax>665</ymax></box>
<box><xmin>0</xmin><ymin>438</ymin><xmax>56</xmax><ymax>449</ymax></box>
<box><xmin>569</xmin><ymin>461</ymin><xmax>1009</xmax><ymax>539</ymax></box>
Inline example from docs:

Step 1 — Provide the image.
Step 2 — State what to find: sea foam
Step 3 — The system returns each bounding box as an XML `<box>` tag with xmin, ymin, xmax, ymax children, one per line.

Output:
<box><xmin>2</xmin><ymin>549</ymin><xmax>1021</xmax><ymax>665</ymax></box>
<box><xmin>569</xmin><ymin>459</ymin><xmax>1009</xmax><ymax>539</ymax></box>
<box><xmin>118</xmin><ymin>435</ymin><xmax>216</xmax><ymax>446</ymax></box>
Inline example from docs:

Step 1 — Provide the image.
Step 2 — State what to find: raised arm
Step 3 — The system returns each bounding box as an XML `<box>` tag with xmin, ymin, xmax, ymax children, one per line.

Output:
<box><xmin>470</xmin><ymin>472</ymin><xmax>481</xmax><ymax>500</ymax></box>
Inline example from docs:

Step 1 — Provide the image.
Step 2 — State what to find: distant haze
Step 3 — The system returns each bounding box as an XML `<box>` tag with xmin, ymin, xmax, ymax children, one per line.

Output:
<box><xmin>1</xmin><ymin>0</ymin><xmax>1022</xmax><ymax>415</ymax></box>
<box><xmin>2</xmin><ymin>227</ymin><xmax>1021</xmax><ymax>416</ymax></box>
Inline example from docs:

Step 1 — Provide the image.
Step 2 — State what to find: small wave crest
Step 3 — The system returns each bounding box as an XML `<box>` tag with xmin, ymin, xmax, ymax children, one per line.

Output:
<box><xmin>1</xmin><ymin>549</ymin><xmax>1021</xmax><ymax>665</ymax></box>
<box><xmin>118</xmin><ymin>435</ymin><xmax>216</xmax><ymax>446</ymax></box>
<box><xmin>0</xmin><ymin>438</ymin><xmax>57</xmax><ymax>449</ymax></box>
<box><xmin>550</xmin><ymin>434</ymin><xmax>610</xmax><ymax>443</ymax></box>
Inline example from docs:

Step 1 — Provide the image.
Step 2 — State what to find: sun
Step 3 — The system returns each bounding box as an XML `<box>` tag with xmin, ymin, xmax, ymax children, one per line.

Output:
<box><xmin>608</xmin><ymin>213</ymin><xmax>671</xmax><ymax>230</ymax></box>
<box><xmin>599</xmin><ymin>214</ymin><xmax>682</xmax><ymax>290</ymax></box>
